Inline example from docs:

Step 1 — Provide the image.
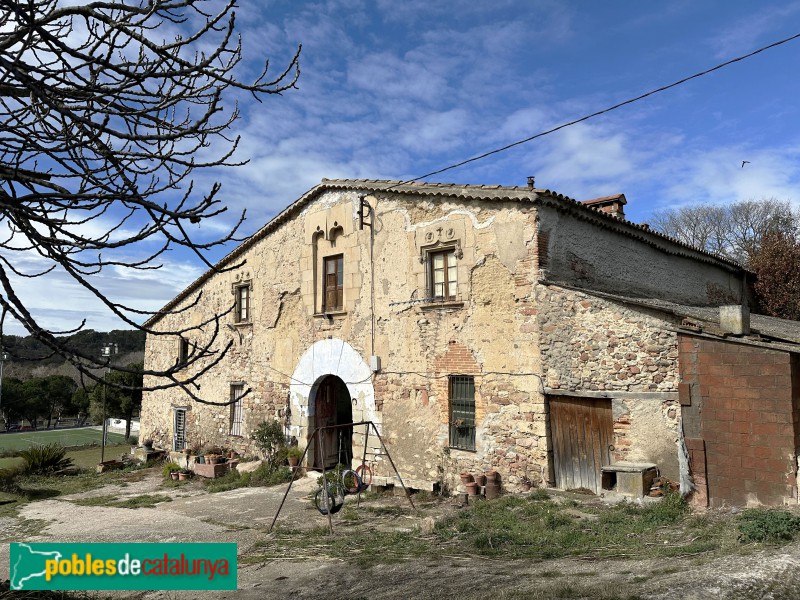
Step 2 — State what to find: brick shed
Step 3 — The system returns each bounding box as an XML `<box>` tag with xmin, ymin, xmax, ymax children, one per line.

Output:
<box><xmin>679</xmin><ymin>334</ymin><xmax>800</xmax><ymax>507</ymax></box>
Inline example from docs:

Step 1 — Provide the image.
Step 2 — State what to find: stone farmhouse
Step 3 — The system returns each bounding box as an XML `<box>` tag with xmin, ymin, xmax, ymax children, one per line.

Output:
<box><xmin>140</xmin><ymin>179</ymin><xmax>800</xmax><ymax>507</ymax></box>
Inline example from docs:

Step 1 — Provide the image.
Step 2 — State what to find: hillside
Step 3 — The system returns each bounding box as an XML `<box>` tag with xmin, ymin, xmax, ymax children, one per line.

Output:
<box><xmin>1</xmin><ymin>329</ymin><xmax>145</xmax><ymax>382</ymax></box>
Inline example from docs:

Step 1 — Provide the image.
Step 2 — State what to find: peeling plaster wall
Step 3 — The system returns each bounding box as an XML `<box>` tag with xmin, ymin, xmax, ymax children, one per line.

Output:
<box><xmin>140</xmin><ymin>187</ymin><xmax>740</xmax><ymax>492</ymax></box>
<box><xmin>141</xmin><ymin>191</ymin><xmax>545</xmax><ymax>489</ymax></box>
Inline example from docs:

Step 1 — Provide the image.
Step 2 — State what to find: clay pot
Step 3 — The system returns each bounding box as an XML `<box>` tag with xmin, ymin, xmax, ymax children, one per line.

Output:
<box><xmin>170</xmin><ymin>472</ymin><xmax>179</xmax><ymax>481</ymax></box>
<box><xmin>474</xmin><ymin>473</ymin><xmax>487</xmax><ymax>486</ymax></box>
<box><xmin>288</xmin><ymin>457</ymin><xmax>299</xmax><ymax>468</ymax></box>
<box><xmin>460</xmin><ymin>472</ymin><xmax>474</xmax><ymax>485</ymax></box>
<box><xmin>521</xmin><ymin>482</ymin><xmax>532</xmax><ymax>492</ymax></box>
<box><xmin>465</xmin><ymin>482</ymin><xmax>479</xmax><ymax>496</ymax></box>
<box><xmin>207</xmin><ymin>455</ymin><xmax>219</xmax><ymax>465</ymax></box>
<box><xmin>485</xmin><ymin>470</ymin><xmax>498</xmax><ymax>482</ymax></box>
<box><xmin>178</xmin><ymin>472</ymin><xmax>190</xmax><ymax>481</ymax></box>
<box><xmin>485</xmin><ymin>482</ymin><xmax>501</xmax><ymax>500</ymax></box>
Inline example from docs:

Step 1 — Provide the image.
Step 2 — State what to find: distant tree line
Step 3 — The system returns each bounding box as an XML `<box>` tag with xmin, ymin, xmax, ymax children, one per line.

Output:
<box><xmin>1</xmin><ymin>363</ymin><xmax>143</xmax><ymax>440</ymax></box>
<box><xmin>2</xmin><ymin>329</ymin><xmax>145</xmax><ymax>366</ymax></box>
<box><xmin>651</xmin><ymin>198</ymin><xmax>800</xmax><ymax>320</ymax></box>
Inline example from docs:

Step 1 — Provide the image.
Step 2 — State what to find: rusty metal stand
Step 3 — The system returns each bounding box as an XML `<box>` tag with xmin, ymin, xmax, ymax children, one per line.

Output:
<box><xmin>268</xmin><ymin>420</ymin><xmax>417</xmax><ymax>533</ymax></box>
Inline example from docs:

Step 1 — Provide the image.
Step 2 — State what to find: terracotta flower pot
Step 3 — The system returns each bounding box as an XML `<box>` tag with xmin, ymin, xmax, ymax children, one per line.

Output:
<box><xmin>460</xmin><ymin>472</ymin><xmax>474</xmax><ymax>485</ymax></box>
<box><xmin>474</xmin><ymin>473</ymin><xmax>487</xmax><ymax>486</ymax></box>
<box><xmin>485</xmin><ymin>482</ymin><xmax>501</xmax><ymax>500</ymax></box>
<box><xmin>170</xmin><ymin>472</ymin><xmax>179</xmax><ymax>481</ymax></box>
<box><xmin>465</xmin><ymin>482</ymin><xmax>479</xmax><ymax>496</ymax></box>
<box><xmin>288</xmin><ymin>457</ymin><xmax>299</xmax><ymax>468</ymax></box>
<box><xmin>178</xmin><ymin>472</ymin><xmax>190</xmax><ymax>481</ymax></box>
<box><xmin>485</xmin><ymin>470</ymin><xmax>498</xmax><ymax>482</ymax></box>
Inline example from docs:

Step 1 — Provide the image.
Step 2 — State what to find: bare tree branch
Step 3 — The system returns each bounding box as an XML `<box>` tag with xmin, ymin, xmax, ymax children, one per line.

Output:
<box><xmin>0</xmin><ymin>0</ymin><xmax>300</xmax><ymax>403</ymax></box>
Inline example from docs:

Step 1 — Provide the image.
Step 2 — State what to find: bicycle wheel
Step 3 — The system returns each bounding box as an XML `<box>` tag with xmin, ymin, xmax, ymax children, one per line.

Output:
<box><xmin>341</xmin><ymin>469</ymin><xmax>362</xmax><ymax>495</ymax></box>
<box><xmin>355</xmin><ymin>464</ymin><xmax>372</xmax><ymax>492</ymax></box>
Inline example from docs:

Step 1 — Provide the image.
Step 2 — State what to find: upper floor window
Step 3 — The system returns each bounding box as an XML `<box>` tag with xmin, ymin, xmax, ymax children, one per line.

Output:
<box><xmin>235</xmin><ymin>284</ymin><xmax>250</xmax><ymax>323</ymax></box>
<box><xmin>323</xmin><ymin>254</ymin><xmax>344</xmax><ymax>312</ymax></box>
<box><xmin>429</xmin><ymin>248</ymin><xmax>457</xmax><ymax>300</ymax></box>
<box><xmin>178</xmin><ymin>337</ymin><xmax>190</xmax><ymax>365</ymax></box>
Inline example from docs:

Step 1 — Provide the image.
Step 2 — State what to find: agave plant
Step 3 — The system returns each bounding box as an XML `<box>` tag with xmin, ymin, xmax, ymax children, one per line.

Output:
<box><xmin>18</xmin><ymin>443</ymin><xmax>74</xmax><ymax>475</ymax></box>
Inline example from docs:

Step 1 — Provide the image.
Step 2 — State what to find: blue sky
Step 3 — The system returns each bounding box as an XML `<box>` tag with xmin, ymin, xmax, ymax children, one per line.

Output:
<box><xmin>8</xmin><ymin>1</ymin><xmax>800</xmax><ymax>335</ymax></box>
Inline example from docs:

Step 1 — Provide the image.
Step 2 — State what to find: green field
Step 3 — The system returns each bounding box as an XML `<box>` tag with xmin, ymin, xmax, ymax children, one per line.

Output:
<box><xmin>0</xmin><ymin>428</ymin><xmax>128</xmax><ymax>452</ymax></box>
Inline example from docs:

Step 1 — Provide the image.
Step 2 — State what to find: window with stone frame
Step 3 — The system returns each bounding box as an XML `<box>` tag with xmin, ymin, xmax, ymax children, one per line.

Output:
<box><xmin>323</xmin><ymin>254</ymin><xmax>344</xmax><ymax>312</ymax></box>
<box><xmin>230</xmin><ymin>384</ymin><xmax>244</xmax><ymax>437</ymax></box>
<box><xmin>234</xmin><ymin>284</ymin><xmax>250</xmax><ymax>323</ymax></box>
<box><xmin>449</xmin><ymin>375</ymin><xmax>475</xmax><ymax>450</ymax></box>
<box><xmin>428</xmin><ymin>248</ymin><xmax>458</xmax><ymax>300</ymax></box>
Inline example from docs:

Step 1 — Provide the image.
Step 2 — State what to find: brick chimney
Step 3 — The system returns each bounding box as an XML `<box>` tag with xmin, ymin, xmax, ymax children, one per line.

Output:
<box><xmin>581</xmin><ymin>194</ymin><xmax>627</xmax><ymax>219</ymax></box>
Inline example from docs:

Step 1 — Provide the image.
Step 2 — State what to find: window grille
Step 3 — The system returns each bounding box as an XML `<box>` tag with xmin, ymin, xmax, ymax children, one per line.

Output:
<box><xmin>230</xmin><ymin>384</ymin><xmax>244</xmax><ymax>436</ymax></box>
<box><xmin>449</xmin><ymin>375</ymin><xmax>475</xmax><ymax>450</ymax></box>
<box><xmin>173</xmin><ymin>409</ymin><xmax>186</xmax><ymax>451</ymax></box>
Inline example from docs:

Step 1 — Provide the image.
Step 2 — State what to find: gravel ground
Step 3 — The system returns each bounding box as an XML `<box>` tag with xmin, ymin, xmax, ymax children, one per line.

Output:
<box><xmin>1</xmin><ymin>470</ymin><xmax>800</xmax><ymax>599</ymax></box>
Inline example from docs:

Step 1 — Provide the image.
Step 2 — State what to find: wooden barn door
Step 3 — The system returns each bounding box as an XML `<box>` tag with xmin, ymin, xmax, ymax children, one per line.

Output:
<box><xmin>550</xmin><ymin>397</ymin><xmax>613</xmax><ymax>493</ymax></box>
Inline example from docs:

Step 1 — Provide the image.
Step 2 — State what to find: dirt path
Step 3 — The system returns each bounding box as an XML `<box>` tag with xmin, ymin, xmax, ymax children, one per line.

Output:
<box><xmin>2</xmin><ymin>471</ymin><xmax>800</xmax><ymax>599</ymax></box>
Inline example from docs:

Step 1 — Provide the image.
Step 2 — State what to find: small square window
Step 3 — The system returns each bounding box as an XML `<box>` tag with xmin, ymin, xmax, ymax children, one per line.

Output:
<box><xmin>230</xmin><ymin>384</ymin><xmax>244</xmax><ymax>437</ymax></box>
<box><xmin>429</xmin><ymin>249</ymin><xmax>457</xmax><ymax>300</ymax></box>
<box><xmin>235</xmin><ymin>285</ymin><xmax>250</xmax><ymax>323</ymax></box>
<box><xmin>449</xmin><ymin>375</ymin><xmax>475</xmax><ymax>451</ymax></box>
<box><xmin>323</xmin><ymin>254</ymin><xmax>344</xmax><ymax>312</ymax></box>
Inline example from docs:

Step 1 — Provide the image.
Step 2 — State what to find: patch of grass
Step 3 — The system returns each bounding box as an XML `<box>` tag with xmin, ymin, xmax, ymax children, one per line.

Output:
<box><xmin>538</xmin><ymin>569</ymin><xmax>562</xmax><ymax>578</ymax></box>
<box><xmin>253</xmin><ymin>526</ymin><xmax>431</xmax><ymax>567</ymax></box>
<box><xmin>738</xmin><ymin>509</ymin><xmax>800</xmax><ymax>543</ymax></box>
<box><xmin>66</xmin><ymin>443</ymin><xmax>132</xmax><ymax>469</ymax></box>
<box><xmin>70</xmin><ymin>493</ymin><xmax>172</xmax><ymax>509</ymax></box>
<box><xmin>203</xmin><ymin>463</ymin><xmax>294</xmax><ymax>493</ymax></box>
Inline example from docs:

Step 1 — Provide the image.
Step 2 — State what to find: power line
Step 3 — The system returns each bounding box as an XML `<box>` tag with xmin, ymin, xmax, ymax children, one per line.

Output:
<box><xmin>384</xmin><ymin>31</ymin><xmax>800</xmax><ymax>187</ymax></box>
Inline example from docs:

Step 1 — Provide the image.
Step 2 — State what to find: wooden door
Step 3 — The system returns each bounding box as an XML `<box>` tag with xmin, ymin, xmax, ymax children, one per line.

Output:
<box><xmin>314</xmin><ymin>380</ymin><xmax>339</xmax><ymax>469</ymax></box>
<box><xmin>550</xmin><ymin>397</ymin><xmax>613</xmax><ymax>493</ymax></box>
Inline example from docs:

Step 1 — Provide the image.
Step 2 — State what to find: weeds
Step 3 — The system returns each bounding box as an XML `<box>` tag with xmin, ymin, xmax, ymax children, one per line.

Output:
<box><xmin>738</xmin><ymin>509</ymin><xmax>800</xmax><ymax>543</ymax></box>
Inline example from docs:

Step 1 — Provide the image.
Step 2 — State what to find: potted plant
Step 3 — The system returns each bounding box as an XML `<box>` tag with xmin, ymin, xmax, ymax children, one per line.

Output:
<box><xmin>287</xmin><ymin>446</ymin><xmax>303</xmax><ymax>468</ymax></box>
<box><xmin>520</xmin><ymin>475</ymin><xmax>534</xmax><ymax>492</ymax></box>
<box><xmin>162</xmin><ymin>462</ymin><xmax>181</xmax><ymax>481</ymax></box>
<box><xmin>142</xmin><ymin>439</ymin><xmax>154</xmax><ymax>451</ymax></box>
<box><xmin>178</xmin><ymin>469</ymin><xmax>192</xmax><ymax>481</ymax></box>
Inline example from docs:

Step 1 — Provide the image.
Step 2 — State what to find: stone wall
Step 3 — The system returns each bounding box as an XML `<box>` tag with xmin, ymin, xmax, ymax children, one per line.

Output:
<box><xmin>537</xmin><ymin>285</ymin><xmax>682</xmax><ymax>479</ymax></box>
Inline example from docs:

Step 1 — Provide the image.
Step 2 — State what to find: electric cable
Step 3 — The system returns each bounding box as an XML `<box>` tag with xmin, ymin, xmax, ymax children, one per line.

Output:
<box><xmin>379</xmin><ymin>31</ymin><xmax>800</xmax><ymax>188</ymax></box>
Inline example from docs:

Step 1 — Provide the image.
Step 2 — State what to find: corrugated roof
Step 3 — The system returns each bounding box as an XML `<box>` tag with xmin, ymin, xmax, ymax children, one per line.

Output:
<box><xmin>144</xmin><ymin>179</ymin><xmax>749</xmax><ymax>327</ymax></box>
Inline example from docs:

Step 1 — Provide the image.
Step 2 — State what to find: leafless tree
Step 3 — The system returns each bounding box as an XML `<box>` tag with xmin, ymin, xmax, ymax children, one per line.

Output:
<box><xmin>650</xmin><ymin>198</ymin><xmax>797</xmax><ymax>266</ymax></box>
<box><xmin>0</xmin><ymin>0</ymin><xmax>300</xmax><ymax>403</ymax></box>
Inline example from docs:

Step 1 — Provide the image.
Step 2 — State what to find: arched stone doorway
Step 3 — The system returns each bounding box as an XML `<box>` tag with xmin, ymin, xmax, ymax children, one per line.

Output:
<box><xmin>288</xmin><ymin>338</ymin><xmax>379</xmax><ymax>471</ymax></box>
<box><xmin>312</xmin><ymin>375</ymin><xmax>353</xmax><ymax>470</ymax></box>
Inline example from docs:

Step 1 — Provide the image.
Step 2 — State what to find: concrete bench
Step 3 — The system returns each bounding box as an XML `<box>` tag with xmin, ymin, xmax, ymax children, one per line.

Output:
<box><xmin>601</xmin><ymin>462</ymin><xmax>658</xmax><ymax>498</ymax></box>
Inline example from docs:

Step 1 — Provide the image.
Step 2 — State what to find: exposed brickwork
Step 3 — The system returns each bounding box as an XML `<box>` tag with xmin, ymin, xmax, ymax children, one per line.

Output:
<box><xmin>679</xmin><ymin>334</ymin><xmax>799</xmax><ymax>507</ymax></box>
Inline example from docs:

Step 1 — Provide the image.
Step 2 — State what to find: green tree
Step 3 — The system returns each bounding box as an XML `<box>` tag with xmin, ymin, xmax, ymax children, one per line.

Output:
<box><xmin>90</xmin><ymin>363</ymin><xmax>144</xmax><ymax>440</ymax></box>
<box><xmin>67</xmin><ymin>386</ymin><xmax>93</xmax><ymax>426</ymax></box>
<box><xmin>40</xmin><ymin>375</ymin><xmax>77</xmax><ymax>429</ymax></box>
